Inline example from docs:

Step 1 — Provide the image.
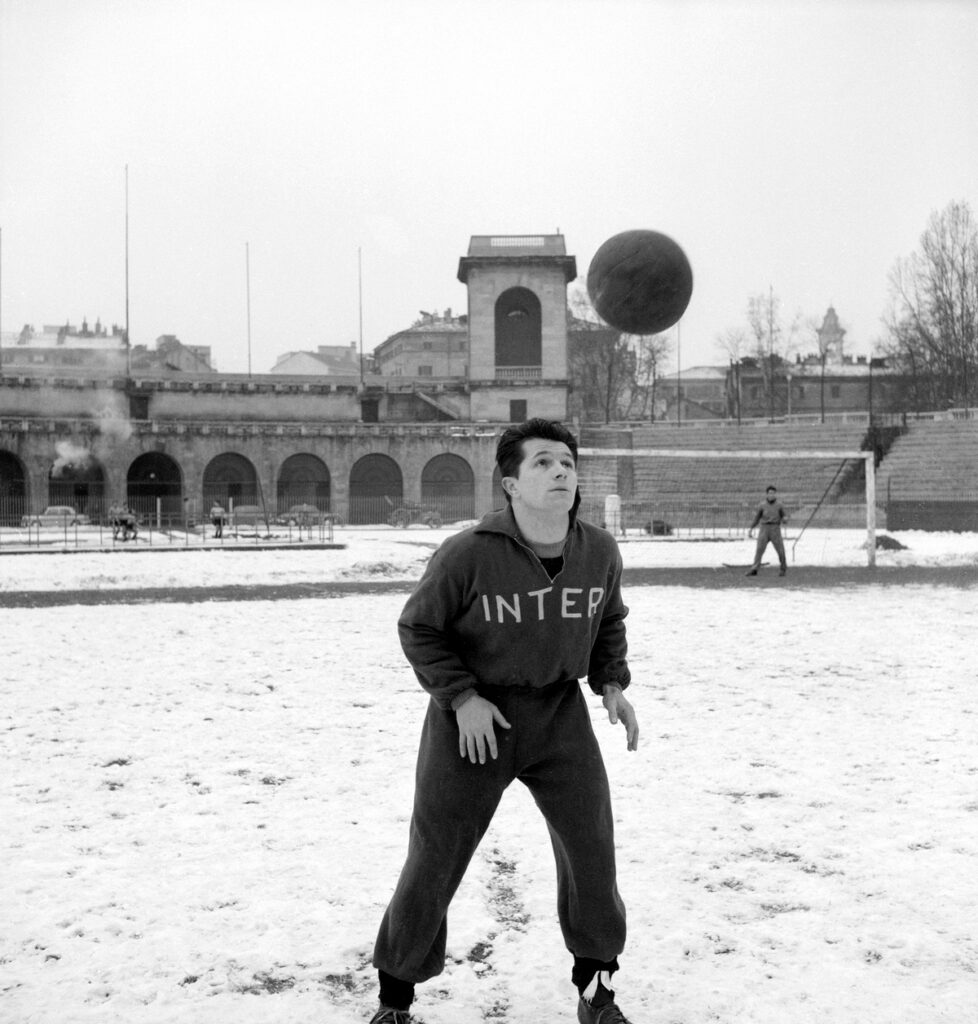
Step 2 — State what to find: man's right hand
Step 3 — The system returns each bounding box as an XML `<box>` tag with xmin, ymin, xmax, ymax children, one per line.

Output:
<box><xmin>456</xmin><ymin>695</ymin><xmax>511</xmax><ymax>764</ymax></box>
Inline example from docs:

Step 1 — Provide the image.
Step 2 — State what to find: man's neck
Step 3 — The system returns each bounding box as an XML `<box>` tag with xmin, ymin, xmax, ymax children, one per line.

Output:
<box><xmin>511</xmin><ymin>504</ymin><xmax>569</xmax><ymax>546</ymax></box>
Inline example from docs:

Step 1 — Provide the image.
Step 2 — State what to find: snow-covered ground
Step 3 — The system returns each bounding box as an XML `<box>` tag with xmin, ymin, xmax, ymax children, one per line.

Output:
<box><xmin>2</xmin><ymin>527</ymin><xmax>976</xmax><ymax>1024</ymax></box>
<box><xmin>2</xmin><ymin>525</ymin><xmax>978</xmax><ymax>593</ymax></box>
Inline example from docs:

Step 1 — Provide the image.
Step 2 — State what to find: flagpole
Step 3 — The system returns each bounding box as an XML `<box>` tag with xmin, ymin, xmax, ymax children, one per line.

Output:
<box><xmin>676</xmin><ymin>318</ymin><xmax>682</xmax><ymax>427</ymax></box>
<box><xmin>125</xmin><ymin>165</ymin><xmax>131</xmax><ymax>377</ymax></box>
<box><xmin>358</xmin><ymin>246</ymin><xmax>364</xmax><ymax>386</ymax></box>
<box><xmin>246</xmin><ymin>242</ymin><xmax>252</xmax><ymax>378</ymax></box>
<box><xmin>0</xmin><ymin>226</ymin><xmax>4</xmax><ymax>372</ymax></box>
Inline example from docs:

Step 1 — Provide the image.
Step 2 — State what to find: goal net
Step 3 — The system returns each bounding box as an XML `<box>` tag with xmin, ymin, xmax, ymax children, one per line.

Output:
<box><xmin>576</xmin><ymin>444</ymin><xmax>878</xmax><ymax>567</ymax></box>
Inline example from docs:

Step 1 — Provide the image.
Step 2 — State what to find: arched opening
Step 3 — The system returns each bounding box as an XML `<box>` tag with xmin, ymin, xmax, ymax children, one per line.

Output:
<box><xmin>202</xmin><ymin>453</ymin><xmax>261</xmax><ymax>511</ymax></box>
<box><xmin>277</xmin><ymin>453</ymin><xmax>332</xmax><ymax>513</ymax></box>
<box><xmin>495</xmin><ymin>286</ymin><xmax>542</xmax><ymax>372</ymax></box>
<box><xmin>0</xmin><ymin>450</ymin><xmax>28</xmax><ymax>526</ymax></box>
<box><xmin>48</xmin><ymin>445</ymin><xmax>106</xmax><ymax>519</ymax></box>
<box><xmin>349</xmin><ymin>453</ymin><xmax>402</xmax><ymax>525</ymax></box>
<box><xmin>127</xmin><ymin>452</ymin><xmax>183</xmax><ymax>520</ymax></box>
<box><xmin>421</xmin><ymin>453</ymin><xmax>475</xmax><ymax>523</ymax></box>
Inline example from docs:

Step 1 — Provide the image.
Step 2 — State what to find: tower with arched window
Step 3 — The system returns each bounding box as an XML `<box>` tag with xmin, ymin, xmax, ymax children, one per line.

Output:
<box><xmin>457</xmin><ymin>234</ymin><xmax>577</xmax><ymax>422</ymax></box>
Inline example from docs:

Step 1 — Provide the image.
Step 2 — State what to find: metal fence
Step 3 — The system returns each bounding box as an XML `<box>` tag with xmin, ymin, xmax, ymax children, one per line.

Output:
<box><xmin>0</xmin><ymin>504</ymin><xmax>335</xmax><ymax>550</ymax></box>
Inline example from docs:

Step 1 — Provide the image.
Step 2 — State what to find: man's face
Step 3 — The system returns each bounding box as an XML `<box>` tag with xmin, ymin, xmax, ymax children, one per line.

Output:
<box><xmin>505</xmin><ymin>438</ymin><xmax>577</xmax><ymax>514</ymax></box>
<box><xmin>766</xmin><ymin>489</ymin><xmax>778</xmax><ymax>503</ymax></box>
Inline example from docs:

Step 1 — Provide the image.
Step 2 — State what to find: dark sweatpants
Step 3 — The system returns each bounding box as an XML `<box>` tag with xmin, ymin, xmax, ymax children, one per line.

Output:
<box><xmin>752</xmin><ymin>523</ymin><xmax>787</xmax><ymax>570</ymax></box>
<box><xmin>373</xmin><ymin>680</ymin><xmax>626</xmax><ymax>984</ymax></box>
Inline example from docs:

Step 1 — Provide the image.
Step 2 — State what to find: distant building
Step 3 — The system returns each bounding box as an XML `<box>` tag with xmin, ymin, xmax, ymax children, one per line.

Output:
<box><xmin>131</xmin><ymin>336</ymin><xmax>215</xmax><ymax>374</ymax></box>
<box><xmin>815</xmin><ymin>305</ymin><xmax>847</xmax><ymax>362</ymax></box>
<box><xmin>1</xmin><ymin>319</ymin><xmax>127</xmax><ymax>371</ymax></box>
<box><xmin>270</xmin><ymin>341</ymin><xmax>362</xmax><ymax>376</ymax></box>
<box><xmin>728</xmin><ymin>307</ymin><xmax>896</xmax><ymax>421</ymax></box>
<box><xmin>372</xmin><ymin>310</ymin><xmax>468</xmax><ymax>378</ymax></box>
<box><xmin>1</xmin><ymin>321</ymin><xmax>215</xmax><ymax>375</ymax></box>
<box><xmin>656</xmin><ymin>365</ymin><xmax>729</xmax><ymax>421</ymax></box>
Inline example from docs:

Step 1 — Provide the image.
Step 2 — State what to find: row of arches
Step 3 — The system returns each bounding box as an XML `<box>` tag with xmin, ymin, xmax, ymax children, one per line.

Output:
<box><xmin>0</xmin><ymin>449</ymin><xmax>504</xmax><ymax>526</ymax></box>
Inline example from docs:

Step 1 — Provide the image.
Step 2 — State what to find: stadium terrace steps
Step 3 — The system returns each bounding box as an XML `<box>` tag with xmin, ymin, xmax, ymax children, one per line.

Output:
<box><xmin>577</xmin><ymin>422</ymin><xmax>869</xmax><ymax>527</ymax></box>
<box><xmin>877</xmin><ymin>420</ymin><xmax>978</xmax><ymax>500</ymax></box>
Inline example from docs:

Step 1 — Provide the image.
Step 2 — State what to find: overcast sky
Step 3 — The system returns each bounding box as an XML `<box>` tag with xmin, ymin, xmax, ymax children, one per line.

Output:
<box><xmin>1</xmin><ymin>0</ymin><xmax>976</xmax><ymax>375</ymax></box>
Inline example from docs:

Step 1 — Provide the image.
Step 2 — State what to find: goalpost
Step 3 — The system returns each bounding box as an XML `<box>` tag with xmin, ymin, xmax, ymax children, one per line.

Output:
<box><xmin>578</xmin><ymin>446</ymin><xmax>878</xmax><ymax>568</ymax></box>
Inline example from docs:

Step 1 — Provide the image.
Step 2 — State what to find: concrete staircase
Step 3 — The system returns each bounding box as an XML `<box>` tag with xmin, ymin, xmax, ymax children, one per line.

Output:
<box><xmin>877</xmin><ymin>419</ymin><xmax>978</xmax><ymax>530</ymax></box>
<box><xmin>577</xmin><ymin>422</ymin><xmax>870</xmax><ymax>529</ymax></box>
<box><xmin>878</xmin><ymin>420</ymin><xmax>978</xmax><ymax>499</ymax></box>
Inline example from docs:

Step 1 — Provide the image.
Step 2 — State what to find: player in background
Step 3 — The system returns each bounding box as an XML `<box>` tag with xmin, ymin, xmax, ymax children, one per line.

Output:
<box><xmin>746</xmin><ymin>485</ymin><xmax>788</xmax><ymax>576</ymax></box>
<box><xmin>370</xmin><ymin>418</ymin><xmax>640</xmax><ymax>1024</ymax></box>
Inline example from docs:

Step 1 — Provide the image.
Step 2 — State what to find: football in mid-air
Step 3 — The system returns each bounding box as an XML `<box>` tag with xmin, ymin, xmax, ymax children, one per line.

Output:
<box><xmin>586</xmin><ymin>229</ymin><xmax>693</xmax><ymax>335</ymax></box>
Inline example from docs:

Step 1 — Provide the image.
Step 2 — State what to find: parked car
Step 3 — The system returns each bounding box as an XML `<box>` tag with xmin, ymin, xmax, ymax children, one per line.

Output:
<box><xmin>276</xmin><ymin>503</ymin><xmax>321</xmax><ymax>526</ymax></box>
<box><xmin>230</xmin><ymin>505</ymin><xmax>268</xmax><ymax>528</ymax></box>
<box><xmin>385</xmin><ymin>496</ymin><xmax>443</xmax><ymax>529</ymax></box>
<box><xmin>275</xmin><ymin>504</ymin><xmax>344</xmax><ymax>528</ymax></box>
<box><xmin>21</xmin><ymin>505</ymin><xmax>91</xmax><ymax>528</ymax></box>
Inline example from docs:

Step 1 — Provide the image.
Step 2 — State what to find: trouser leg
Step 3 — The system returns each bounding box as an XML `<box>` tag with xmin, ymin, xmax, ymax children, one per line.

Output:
<box><xmin>771</xmin><ymin>527</ymin><xmax>787</xmax><ymax>569</ymax></box>
<box><xmin>373</xmin><ymin>699</ymin><xmax>512</xmax><ymax>984</ymax></box>
<box><xmin>752</xmin><ymin>530</ymin><xmax>769</xmax><ymax>569</ymax></box>
<box><xmin>520</xmin><ymin>684</ymin><xmax>626</xmax><ymax>963</ymax></box>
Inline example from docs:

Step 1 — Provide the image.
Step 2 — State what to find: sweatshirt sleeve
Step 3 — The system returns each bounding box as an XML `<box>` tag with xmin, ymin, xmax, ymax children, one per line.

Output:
<box><xmin>397</xmin><ymin>543</ymin><xmax>480</xmax><ymax>710</ymax></box>
<box><xmin>585</xmin><ymin>545</ymin><xmax>631</xmax><ymax>695</ymax></box>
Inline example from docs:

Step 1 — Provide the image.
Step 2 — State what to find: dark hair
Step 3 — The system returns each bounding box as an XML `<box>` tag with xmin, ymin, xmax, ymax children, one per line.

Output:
<box><xmin>766</xmin><ymin>485</ymin><xmax>778</xmax><ymax>493</ymax></box>
<box><xmin>496</xmin><ymin>418</ymin><xmax>578</xmax><ymax>500</ymax></box>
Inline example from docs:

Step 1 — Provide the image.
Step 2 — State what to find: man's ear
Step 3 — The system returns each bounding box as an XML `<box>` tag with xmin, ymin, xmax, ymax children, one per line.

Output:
<box><xmin>502</xmin><ymin>475</ymin><xmax>518</xmax><ymax>497</ymax></box>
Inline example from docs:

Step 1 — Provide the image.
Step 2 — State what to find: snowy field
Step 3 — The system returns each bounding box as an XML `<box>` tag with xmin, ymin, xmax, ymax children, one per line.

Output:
<box><xmin>2</xmin><ymin>524</ymin><xmax>978</xmax><ymax>592</ymax></box>
<box><xmin>2</xmin><ymin>527</ymin><xmax>976</xmax><ymax>1024</ymax></box>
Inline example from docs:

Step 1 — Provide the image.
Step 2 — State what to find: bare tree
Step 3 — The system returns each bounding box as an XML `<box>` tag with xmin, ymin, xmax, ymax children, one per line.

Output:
<box><xmin>882</xmin><ymin>200</ymin><xmax>978</xmax><ymax>410</ymax></box>
<box><xmin>719</xmin><ymin>289</ymin><xmax>803</xmax><ymax>419</ymax></box>
<box><xmin>624</xmin><ymin>331</ymin><xmax>672</xmax><ymax>421</ymax></box>
<box><xmin>714</xmin><ymin>326</ymin><xmax>750</xmax><ymax>363</ymax></box>
<box><xmin>567</xmin><ymin>281</ymin><xmax>639</xmax><ymax>423</ymax></box>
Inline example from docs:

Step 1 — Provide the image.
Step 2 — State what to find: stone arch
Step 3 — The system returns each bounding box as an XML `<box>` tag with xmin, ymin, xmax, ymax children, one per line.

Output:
<box><xmin>0</xmin><ymin>450</ymin><xmax>29</xmax><ymax>525</ymax></box>
<box><xmin>421</xmin><ymin>453</ymin><xmax>475</xmax><ymax>523</ymax></box>
<box><xmin>127</xmin><ymin>452</ymin><xmax>184</xmax><ymax>520</ymax></box>
<box><xmin>495</xmin><ymin>286</ymin><xmax>542</xmax><ymax>369</ymax></box>
<box><xmin>202</xmin><ymin>452</ymin><xmax>260</xmax><ymax>509</ymax></box>
<box><xmin>48</xmin><ymin>445</ymin><xmax>106</xmax><ymax>519</ymax></box>
<box><xmin>350</xmin><ymin>453</ymin><xmax>402</xmax><ymax>525</ymax></box>
<box><xmin>277</xmin><ymin>453</ymin><xmax>332</xmax><ymax>512</ymax></box>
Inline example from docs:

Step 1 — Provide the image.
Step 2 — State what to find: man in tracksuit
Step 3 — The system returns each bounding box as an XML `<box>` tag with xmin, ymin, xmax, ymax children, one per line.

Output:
<box><xmin>371</xmin><ymin>418</ymin><xmax>640</xmax><ymax>1024</ymax></box>
<box><xmin>746</xmin><ymin>485</ymin><xmax>788</xmax><ymax>576</ymax></box>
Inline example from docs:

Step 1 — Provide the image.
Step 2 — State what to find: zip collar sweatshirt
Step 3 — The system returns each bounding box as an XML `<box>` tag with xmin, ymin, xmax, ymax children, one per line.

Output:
<box><xmin>397</xmin><ymin>498</ymin><xmax>631</xmax><ymax>711</ymax></box>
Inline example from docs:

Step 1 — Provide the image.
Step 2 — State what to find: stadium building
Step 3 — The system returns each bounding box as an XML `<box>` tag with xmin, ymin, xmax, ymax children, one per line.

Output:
<box><xmin>2</xmin><ymin>236</ymin><xmax>975</xmax><ymax>533</ymax></box>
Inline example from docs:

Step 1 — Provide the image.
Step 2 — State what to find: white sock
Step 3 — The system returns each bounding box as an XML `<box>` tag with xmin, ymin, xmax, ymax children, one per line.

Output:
<box><xmin>582</xmin><ymin>970</ymin><xmax>614</xmax><ymax>1002</ymax></box>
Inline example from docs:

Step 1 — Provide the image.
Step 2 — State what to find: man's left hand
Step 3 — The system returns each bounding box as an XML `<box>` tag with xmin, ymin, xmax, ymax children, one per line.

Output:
<box><xmin>602</xmin><ymin>686</ymin><xmax>639</xmax><ymax>751</ymax></box>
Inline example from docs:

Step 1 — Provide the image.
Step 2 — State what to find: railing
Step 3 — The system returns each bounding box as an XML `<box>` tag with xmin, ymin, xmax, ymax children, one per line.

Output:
<box><xmin>494</xmin><ymin>366</ymin><xmax>542</xmax><ymax>380</ymax></box>
<box><xmin>0</xmin><ymin>416</ymin><xmax>507</xmax><ymax>439</ymax></box>
<box><xmin>0</xmin><ymin>509</ymin><xmax>335</xmax><ymax>550</ymax></box>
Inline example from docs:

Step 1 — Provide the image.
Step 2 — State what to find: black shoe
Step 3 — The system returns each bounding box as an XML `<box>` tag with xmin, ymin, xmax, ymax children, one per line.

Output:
<box><xmin>778</xmin><ymin>567</ymin><xmax>786</xmax><ymax>576</ymax></box>
<box><xmin>578</xmin><ymin>992</ymin><xmax>634</xmax><ymax>1024</ymax></box>
<box><xmin>745</xmin><ymin>568</ymin><xmax>757</xmax><ymax>576</ymax></box>
<box><xmin>369</xmin><ymin>1008</ymin><xmax>416</xmax><ymax>1024</ymax></box>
